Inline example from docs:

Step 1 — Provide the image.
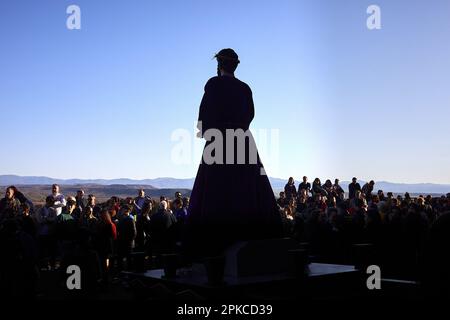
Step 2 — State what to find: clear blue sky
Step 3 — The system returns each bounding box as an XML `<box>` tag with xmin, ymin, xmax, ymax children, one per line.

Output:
<box><xmin>1</xmin><ymin>0</ymin><xmax>449</xmax><ymax>183</ymax></box>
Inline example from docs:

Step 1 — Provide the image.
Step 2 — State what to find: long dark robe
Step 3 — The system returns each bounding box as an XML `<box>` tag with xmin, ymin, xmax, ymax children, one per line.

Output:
<box><xmin>184</xmin><ymin>76</ymin><xmax>283</xmax><ymax>258</ymax></box>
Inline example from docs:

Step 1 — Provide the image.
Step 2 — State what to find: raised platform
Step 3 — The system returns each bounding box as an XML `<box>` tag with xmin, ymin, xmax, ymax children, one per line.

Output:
<box><xmin>123</xmin><ymin>263</ymin><xmax>363</xmax><ymax>300</ymax></box>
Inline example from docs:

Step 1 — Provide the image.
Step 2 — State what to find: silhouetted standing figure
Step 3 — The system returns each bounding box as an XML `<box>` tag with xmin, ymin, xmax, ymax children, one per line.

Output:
<box><xmin>185</xmin><ymin>49</ymin><xmax>283</xmax><ymax>258</ymax></box>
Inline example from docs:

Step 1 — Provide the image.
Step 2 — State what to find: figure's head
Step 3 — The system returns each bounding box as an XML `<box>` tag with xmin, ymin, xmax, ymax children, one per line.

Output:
<box><xmin>88</xmin><ymin>194</ymin><xmax>96</xmax><ymax>206</ymax></box>
<box><xmin>288</xmin><ymin>177</ymin><xmax>294</xmax><ymax>184</ymax></box>
<box><xmin>5</xmin><ymin>187</ymin><xmax>15</xmax><ymax>200</ymax></box>
<box><xmin>159</xmin><ymin>200</ymin><xmax>168</xmax><ymax>211</ymax></box>
<box><xmin>21</xmin><ymin>202</ymin><xmax>31</xmax><ymax>216</ymax></box>
<box><xmin>391</xmin><ymin>198</ymin><xmax>398</xmax><ymax>206</ymax></box>
<box><xmin>215</xmin><ymin>48</ymin><xmax>240</xmax><ymax>76</ymax></box>
<box><xmin>84</xmin><ymin>206</ymin><xmax>94</xmax><ymax>218</ymax></box>
<box><xmin>174</xmin><ymin>198</ymin><xmax>183</xmax><ymax>210</ymax></box>
<box><xmin>142</xmin><ymin>201</ymin><xmax>153</xmax><ymax>215</ymax></box>
<box><xmin>66</xmin><ymin>196</ymin><xmax>77</xmax><ymax>213</ymax></box>
<box><xmin>352</xmin><ymin>177</ymin><xmax>357</xmax><ymax>183</ymax></box>
<box><xmin>122</xmin><ymin>204</ymin><xmax>132</xmax><ymax>216</ymax></box>
<box><xmin>45</xmin><ymin>195</ymin><xmax>55</xmax><ymax>207</ymax></box>
<box><xmin>139</xmin><ymin>189</ymin><xmax>145</xmax><ymax>197</ymax></box>
<box><xmin>303</xmin><ymin>176</ymin><xmax>308</xmax><ymax>183</ymax></box>
<box><xmin>76</xmin><ymin>189</ymin><xmax>84</xmax><ymax>198</ymax></box>
<box><xmin>417</xmin><ymin>197</ymin><xmax>425</xmax><ymax>206</ymax></box>
<box><xmin>52</xmin><ymin>184</ymin><xmax>60</xmax><ymax>195</ymax></box>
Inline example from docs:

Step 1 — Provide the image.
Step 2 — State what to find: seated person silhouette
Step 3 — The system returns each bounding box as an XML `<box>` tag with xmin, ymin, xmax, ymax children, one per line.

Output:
<box><xmin>184</xmin><ymin>48</ymin><xmax>283</xmax><ymax>258</ymax></box>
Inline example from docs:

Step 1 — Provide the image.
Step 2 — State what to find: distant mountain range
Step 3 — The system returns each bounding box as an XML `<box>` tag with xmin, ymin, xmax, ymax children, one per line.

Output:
<box><xmin>0</xmin><ymin>175</ymin><xmax>449</xmax><ymax>195</ymax></box>
<box><xmin>0</xmin><ymin>175</ymin><xmax>196</xmax><ymax>189</ymax></box>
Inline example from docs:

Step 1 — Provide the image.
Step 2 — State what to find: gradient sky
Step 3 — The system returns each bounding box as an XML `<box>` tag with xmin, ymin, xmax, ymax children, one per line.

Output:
<box><xmin>1</xmin><ymin>0</ymin><xmax>449</xmax><ymax>183</ymax></box>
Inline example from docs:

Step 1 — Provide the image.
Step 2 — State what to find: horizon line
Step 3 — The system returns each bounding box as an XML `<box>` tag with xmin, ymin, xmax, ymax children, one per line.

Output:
<box><xmin>1</xmin><ymin>173</ymin><xmax>450</xmax><ymax>186</ymax></box>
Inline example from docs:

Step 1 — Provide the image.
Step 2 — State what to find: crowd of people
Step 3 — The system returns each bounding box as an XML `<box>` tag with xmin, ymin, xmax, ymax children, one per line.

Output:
<box><xmin>1</xmin><ymin>177</ymin><xmax>450</xmax><ymax>298</ymax></box>
<box><xmin>0</xmin><ymin>184</ymin><xmax>188</xmax><ymax>297</ymax></box>
<box><xmin>278</xmin><ymin>176</ymin><xmax>450</xmax><ymax>296</ymax></box>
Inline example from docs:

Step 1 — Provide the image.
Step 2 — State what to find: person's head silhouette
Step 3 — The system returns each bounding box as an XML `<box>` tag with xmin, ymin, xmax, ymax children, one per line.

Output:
<box><xmin>215</xmin><ymin>48</ymin><xmax>240</xmax><ymax>77</ymax></box>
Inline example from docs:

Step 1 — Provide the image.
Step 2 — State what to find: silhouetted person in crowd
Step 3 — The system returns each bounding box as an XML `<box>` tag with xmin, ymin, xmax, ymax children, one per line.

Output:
<box><xmin>86</xmin><ymin>194</ymin><xmax>101</xmax><ymax>218</ymax></box>
<box><xmin>136</xmin><ymin>200</ymin><xmax>152</xmax><ymax>252</ymax></box>
<box><xmin>348</xmin><ymin>177</ymin><xmax>361</xmax><ymax>199</ymax></box>
<box><xmin>80</xmin><ymin>206</ymin><xmax>98</xmax><ymax>236</ymax></box>
<box><xmin>73</xmin><ymin>190</ymin><xmax>89</xmax><ymax>221</ymax></box>
<box><xmin>117</xmin><ymin>205</ymin><xmax>136</xmax><ymax>270</ymax></box>
<box><xmin>182</xmin><ymin>196</ymin><xmax>189</xmax><ymax>209</ymax></box>
<box><xmin>18</xmin><ymin>202</ymin><xmax>36</xmax><ymax>239</ymax></box>
<box><xmin>362</xmin><ymin>180</ymin><xmax>375</xmax><ymax>201</ymax></box>
<box><xmin>134</xmin><ymin>189</ymin><xmax>146</xmax><ymax>216</ymax></box>
<box><xmin>75</xmin><ymin>189</ymin><xmax>86</xmax><ymax>212</ymax></box>
<box><xmin>9</xmin><ymin>186</ymin><xmax>34</xmax><ymax>215</ymax></box>
<box><xmin>277</xmin><ymin>191</ymin><xmax>287</xmax><ymax>208</ymax></box>
<box><xmin>284</xmin><ymin>177</ymin><xmax>297</xmax><ymax>201</ymax></box>
<box><xmin>57</xmin><ymin>196</ymin><xmax>76</xmax><ymax>223</ymax></box>
<box><xmin>296</xmin><ymin>193</ymin><xmax>308</xmax><ymax>213</ymax></box>
<box><xmin>404</xmin><ymin>192</ymin><xmax>412</xmax><ymax>204</ymax></box>
<box><xmin>298</xmin><ymin>176</ymin><xmax>311</xmax><ymax>194</ymax></box>
<box><xmin>34</xmin><ymin>196</ymin><xmax>58</xmax><ymax>270</ymax></box>
<box><xmin>49</xmin><ymin>184</ymin><xmax>66</xmax><ymax>216</ymax></box>
<box><xmin>312</xmin><ymin>178</ymin><xmax>327</xmax><ymax>197</ymax></box>
<box><xmin>322</xmin><ymin>179</ymin><xmax>333</xmax><ymax>195</ymax></box>
<box><xmin>53</xmin><ymin>197</ymin><xmax>78</xmax><ymax>242</ymax></box>
<box><xmin>174</xmin><ymin>197</ymin><xmax>187</xmax><ymax>220</ymax></box>
<box><xmin>54</xmin><ymin>197</ymin><xmax>79</xmax><ymax>274</ymax></box>
<box><xmin>150</xmin><ymin>200</ymin><xmax>177</xmax><ymax>255</ymax></box>
<box><xmin>351</xmin><ymin>198</ymin><xmax>367</xmax><ymax>243</ymax></box>
<box><xmin>0</xmin><ymin>186</ymin><xmax>21</xmax><ymax>223</ymax></box>
<box><xmin>333</xmin><ymin>179</ymin><xmax>345</xmax><ymax>200</ymax></box>
<box><xmin>173</xmin><ymin>197</ymin><xmax>187</xmax><ymax>241</ymax></box>
<box><xmin>185</xmin><ymin>48</ymin><xmax>282</xmax><ymax>257</ymax></box>
<box><xmin>96</xmin><ymin>209</ymin><xmax>117</xmax><ymax>284</ymax></box>
<box><xmin>377</xmin><ymin>189</ymin><xmax>385</xmax><ymax>201</ymax></box>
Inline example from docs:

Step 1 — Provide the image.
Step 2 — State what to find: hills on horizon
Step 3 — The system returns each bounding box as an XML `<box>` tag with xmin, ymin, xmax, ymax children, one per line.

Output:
<box><xmin>1</xmin><ymin>175</ymin><xmax>449</xmax><ymax>195</ymax></box>
<box><xmin>0</xmin><ymin>175</ymin><xmax>196</xmax><ymax>189</ymax></box>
